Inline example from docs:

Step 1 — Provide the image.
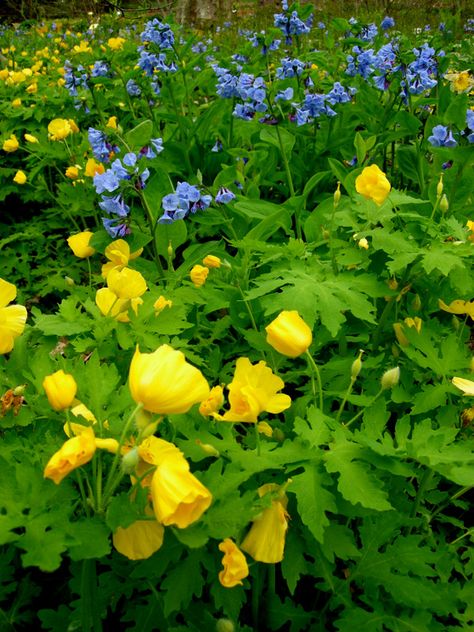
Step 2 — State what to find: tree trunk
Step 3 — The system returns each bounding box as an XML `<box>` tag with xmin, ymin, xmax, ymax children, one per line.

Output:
<box><xmin>175</xmin><ymin>0</ymin><xmax>233</xmax><ymax>26</ymax></box>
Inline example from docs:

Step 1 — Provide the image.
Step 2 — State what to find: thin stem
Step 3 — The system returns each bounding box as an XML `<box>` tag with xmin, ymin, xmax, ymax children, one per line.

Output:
<box><xmin>305</xmin><ymin>350</ymin><xmax>324</xmax><ymax>412</ymax></box>
<box><xmin>344</xmin><ymin>388</ymin><xmax>384</xmax><ymax>429</ymax></box>
<box><xmin>429</xmin><ymin>485</ymin><xmax>471</xmax><ymax>524</ymax></box>
<box><xmin>254</xmin><ymin>423</ymin><xmax>261</xmax><ymax>456</ymax></box>
<box><xmin>252</xmin><ymin>564</ymin><xmax>261</xmax><ymax>631</ymax></box>
<box><xmin>335</xmin><ymin>376</ymin><xmax>357</xmax><ymax>424</ymax></box>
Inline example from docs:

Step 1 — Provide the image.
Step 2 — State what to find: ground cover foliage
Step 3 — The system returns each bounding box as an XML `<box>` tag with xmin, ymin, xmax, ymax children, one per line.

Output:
<box><xmin>0</xmin><ymin>3</ymin><xmax>474</xmax><ymax>631</ymax></box>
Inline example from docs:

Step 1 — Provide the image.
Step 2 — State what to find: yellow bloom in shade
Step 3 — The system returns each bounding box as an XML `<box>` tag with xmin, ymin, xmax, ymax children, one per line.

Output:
<box><xmin>129</xmin><ymin>345</ymin><xmax>210</xmax><ymax>414</ymax></box>
<box><xmin>202</xmin><ymin>255</ymin><xmax>221</xmax><ymax>268</ymax></box>
<box><xmin>44</xmin><ymin>426</ymin><xmax>96</xmax><ymax>484</ymax></box>
<box><xmin>67</xmin><ymin>231</ymin><xmax>95</xmax><ymax>258</ymax></box>
<box><xmin>95</xmin><ymin>287</ymin><xmax>142</xmax><ymax>322</ymax></box>
<box><xmin>154</xmin><ymin>295</ymin><xmax>173</xmax><ymax>315</ymax></box>
<box><xmin>108</xmin><ymin>37</ymin><xmax>126</xmax><ymax>51</ymax></box>
<box><xmin>12</xmin><ymin>98</ymin><xmax>22</xmax><ymax>107</ymax></box>
<box><xmin>265</xmin><ymin>310</ymin><xmax>312</xmax><ymax>358</ymax></box>
<box><xmin>3</xmin><ymin>134</ymin><xmax>19</xmax><ymax>152</ymax></box>
<box><xmin>24</xmin><ymin>133</ymin><xmax>38</xmax><ymax>143</ymax></box>
<box><xmin>216</xmin><ymin>358</ymin><xmax>291</xmax><ymax>423</ymax></box>
<box><xmin>0</xmin><ymin>278</ymin><xmax>28</xmax><ymax>354</ymax></box>
<box><xmin>84</xmin><ymin>157</ymin><xmax>105</xmax><ymax>177</ymax></box>
<box><xmin>241</xmin><ymin>484</ymin><xmax>289</xmax><ymax>564</ymax></box>
<box><xmin>107</xmin><ymin>267</ymin><xmax>147</xmax><ymax>299</ymax></box>
<box><xmin>150</xmin><ymin>454</ymin><xmax>212</xmax><ymax>528</ymax></box>
<box><xmin>355</xmin><ymin>164</ymin><xmax>391</xmax><ymax>206</ymax></box>
<box><xmin>199</xmin><ymin>385</ymin><xmax>224</xmax><ymax>416</ymax></box>
<box><xmin>13</xmin><ymin>170</ymin><xmax>27</xmax><ymax>185</ymax></box>
<box><xmin>439</xmin><ymin>299</ymin><xmax>474</xmax><ymax>320</ymax></box>
<box><xmin>452</xmin><ymin>377</ymin><xmax>474</xmax><ymax>396</ymax></box>
<box><xmin>190</xmin><ymin>265</ymin><xmax>209</xmax><ymax>287</ymax></box>
<box><xmin>48</xmin><ymin>118</ymin><xmax>71</xmax><ymax>141</ymax></box>
<box><xmin>65</xmin><ymin>165</ymin><xmax>80</xmax><ymax>180</ymax></box>
<box><xmin>393</xmin><ymin>316</ymin><xmax>422</xmax><ymax>347</ymax></box>
<box><xmin>101</xmin><ymin>239</ymin><xmax>143</xmax><ymax>278</ymax></box>
<box><xmin>106</xmin><ymin>116</ymin><xmax>118</xmax><ymax>129</ymax></box>
<box><xmin>113</xmin><ymin>519</ymin><xmax>165</xmax><ymax>560</ymax></box>
<box><xmin>26</xmin><ymin>82</ymin><xmax>37</xmax><ymax>94</ymax></box>
<box><xmin>42</xmin><ymin>369</ymin><xmax>77</xmax><ymax>411</ymax></box>
<box><xmin>218</xmin><ymin>539</ymin><xmax>249</xmax><ymax>588</ymax></box>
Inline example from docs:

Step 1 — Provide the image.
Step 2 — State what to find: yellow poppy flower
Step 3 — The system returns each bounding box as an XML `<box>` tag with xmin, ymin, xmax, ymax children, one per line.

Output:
<box><xmin>48</xmin><ymin>118</ymin><xmax>71</xmax><ymax>141</ymax></box>
<box><xmin>190</xmin><ymin>265</ymin><xmax>209</xmax><ymax>287</ymax></box>
<box><xmin>355</xmin><ymin>164</ymin><xmax>391</xmax><ymax>206</ymax></box>
<box><xmin>13</xmin><ymin>170</ymin><xmax>27</xmax><ymax>184</ymax></box>
<box><xmin>42</xmin><ymin>369</ymin><xmax>77</xmax><ymax>411</ymax></box>
<box><xmin>44</xmin><ymin>426</ymin><xmax>96</xmax><ymax>484</ymax></box>
<box><xmin>265</xmin><ymin>310</ymin><xmax>312</xmax><ymax>358</ymax></box>
<box><xmin>67</xmin><ymin>231</ymin><xmax>95</xmax><ymax>258</ymax></box>
<box><xmin>113</xmin><ymin>519</ymin><xmax>164</xmax><ymax>560</ymax></box>
<box><xmin>0</xmin><ymin>278</ymin><xmax>28</xmax><ymax>354</ymax></box>
<box><xmin>106</xmin><ymin>267</ymin><xmax>147</xmax><ymax>299</ymax></box>
<box><xmin>3</xmin><ymin>134</ymin><xmax>19</xmax><ymax>152</ymax></box>
<box><xmin>218</xmin><ymin>539</ymin><xmax>249</xmax><ymax>588</ymax></box>
<box><xmin>101</xmin><ymin>239</ymin><xmax>143</xmax><ymax>278</ymax></box>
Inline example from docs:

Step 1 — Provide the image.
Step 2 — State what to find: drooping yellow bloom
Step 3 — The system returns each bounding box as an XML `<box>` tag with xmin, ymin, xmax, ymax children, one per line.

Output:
<box><xmin>0</xmin><ymin>278</ymin><xmax>28</xmax><ymax>354</ymax></box>
<box><xmin>107</xmin><ymin>267</ymin><xmax>147</xmax><ymax>299</ymax></box>
<box><xmin>218</xmin><ymin>539</ymin><xmax>249</xmax><ymax>588</ymax></box>
<box><xmin>452</xmin><ymin>377</ymin><xmax>474</xmax><ymax>396</ymax></box>
<box><xmin>106</xmin><ymin>116</ymin><xmax>118</xmax><ymax>129</ymax></box>
<box><xmin>355</xmin><ymin>164</ymin><xmax>391</xmax><ymax>206</ymax></box>
<box><xmin>107</xmin><ymin>37</ymin><xmax>126</xmax><ymax>51</ymax></box>
<box><xmin>3</xmin><ymin>134</ymin><xmax>19</xmax><ymax>152</ymax></box>
<box><xmin>42</xmin><ymin>369</ymin><xmax>77</xmax><ymax>411</ymax></box>
<box><xmin>265</xmin><ymin>310</ymin><xmax>313</xmax><ymax>358</ymax></box>
<box><xmin>48</xmin><ymin>118</ymin><xmax>71</xmax><ymax>141</ymax></box>
<box><xmin>216</xmin><ymin>358</ymin><xmax>291</xmax><ymax>423</ymax></box>
<box><xmin>241</xmin><ymin>484</ymin><xmax>289</xmax><ymax>564</ymax></box>
<box><xmin>190</xmin><ymin>265</ymin><xmax>209</xmax><ymax>287</ymax></box>
<box><xmin>67</xmin><ymin>231</ymin><xmax>95</xmax><ymax>258</ymax></box>
<box><xmin>113</xmin><ymin>519</ymin><xmax>165</xmax><ymax>560</ymax></box>
<box><xmin>153</xmin><ymin>295</ymin><xmax>173</xmax><ymax>315</ymax></box>
<box><xmin>101</xmin><ymin>239</ymin><xmax>143</xmax><ymax>278</ymax></box>
<box><xmin>84</xmin><ymin>157</ymin><xmax>105</xmax><ymax>177</ymax></box>
<box><xmin>393</xmin><ymin>316</ymin><xmax>422</xmax><ymax>347</ymax></box>
<box><xmin>129</xmin><ymin>345</ymin><xmax>210</xmax><ymax>414</ymax></box>
<box><xmin>44</xmin><ymin>426</ymin><xmax>96</xmax><ymax>484</ymax></box>
<box><xmin>202</xmin><ymin>255</ymin><xmax>221</xmax><ymax>268</ymax></box>
<box><xmin>199</xmin><ymin>385</ymin><xmax>225</xmax><ymax>416</ymax></box>
<box><xmin>439</xmin><ymin>299</ymin><xmax>474</xmax><ymax>320</ymax></box>
<box><xmin>150</xmin><ymin>454</ymin><xmax>212</xmax><ymax>528</ymax></box>
<box><xmin>13</xmin><ymin>170</ymin><xmax>27</xmax><ymax>185</ymax></box>
<box><xmin>95</xmin><ymin>287</ymin><xmax>143</xmax><ymax>323</ymax></box>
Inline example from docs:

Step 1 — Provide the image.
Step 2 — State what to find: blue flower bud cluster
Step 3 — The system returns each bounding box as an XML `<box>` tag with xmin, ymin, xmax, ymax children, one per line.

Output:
<box><xmin>274</xmin><ymin>9</ymin><xmax>313</xmax><ymax>44</ymax></box>
<box><xmin>159</xmin><ymin>182</ymin><xmax>212</xmax><ymax>224</ymax></box>
<box><xmin>402</xmin><ymin>43</ymin><xmax>440</xmax><ymax>95</ymax></box>
<box><xmin>276</xmin><ymin>58</ymin><xmax>306</xmax><ymax>79</ymax></box>
<box><xmin>140</xmin><ymin>18</ymin><xmax>174</xmax><ymax>50</ymax></box>
<box><xmin>88</xmin><ymin>128</ymin><xmax>119</xmax><ymax>163</ymax></box>
<box><xmin>294</xmin><ymin>82</ymin><xmax>356</xmax><ymax>125</ymax></box>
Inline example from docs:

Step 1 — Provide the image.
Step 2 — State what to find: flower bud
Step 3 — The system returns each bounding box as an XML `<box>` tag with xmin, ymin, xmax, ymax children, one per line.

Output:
<box><xmin>381</xmin><ymin>366</ymin><xmax>400</xmax><ymax>390</ymax></box>
<box><xmin>203</xmin><ymin>255</ymin><xmax>222</xmax><ymax>269</ymax></box>
<box><xmin>265</xmin><ymin>310</ymin><xmax>312</xmax><ymax>358</ymax></box>
<box><xmin>440</xmin><ymin>194</ymin><xmax>449</xmax><ymax>214</ymax></box>
<box><xmin>334</xmin><ymin>181</ymin><xmax>341</xmax><ymax>207</ymax></box>
<box><xmin>190</xmin><ymin>265</ymin><xmax>209</xmax><ymax>287</ymax></box>
<box><xmin>167</xmin><ymin>241</ymin><xmax>173</xmax><ymax>259</ymax></box>
<box><xmin>121</xmin><ymin>447</ymin><xmax>139</xmax><ymax>473</ymax></box>
<box><xmin>216</xmin><ymin>619</ymin><xmax>235</xmax><ymax>632</ymax></box>
<box><xmin>195</xmin><ymin>439</ymin><xmax>220</xmax><ymax>457</ymax></box>
<box><xmin>436</xmin><ymin>174</ymin><xmax>443</xmax><ymax>198</ymax></box>
<box><xmin>351</xmin><ymin>350</ymin><xmax>364</xmax><ymax>380</ymax></box>
<box><xmin>42</xmin><ymin>369</ymin><xmax>77</xmax><ymax>411</ymax></box>
<box><xmin>412</xmin><ymin>294</ymin><xmax>421</xmax><ymax>312</ymax></box>
<box><xmin>65</xmin><ymin>276</ymin><xmax>75</xmax><ymax>286</ymax></box>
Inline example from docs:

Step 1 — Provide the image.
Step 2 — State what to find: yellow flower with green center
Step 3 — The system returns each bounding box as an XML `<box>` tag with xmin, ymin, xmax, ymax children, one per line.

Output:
<box><xmin>355</xmin><ymin>164</ymin><xmax>391</xmax><ymax>206</ymax></box>
<box><xmin>0</xmin><ymin>279</ymin><xmax>28</xmax><ymax>354</ymax></box>
<box><xmin>215</xmin><ymin>357</ymin><xmax>291</xmax><ymax>423</ymax></box>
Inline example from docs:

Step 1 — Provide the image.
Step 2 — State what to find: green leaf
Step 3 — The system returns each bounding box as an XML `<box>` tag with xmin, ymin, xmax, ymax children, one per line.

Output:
<box><xmin>161</xmin><ymin>551</ymin><xmax>204</xmax><ymax>617</ymax></box>
<box><xmin>354</xmin><ymin>132</ymin><xmax>367</xmax><ymax>165</ymax></box>
<box><xmin>67</xmin><ymin>517</ymin><xmax>111</xmax><ymax>561</ymax></box>
<box><xmin>260</xmin><ymin>126</ymin><xmax>295</xmax><ymax>155</ymax></box>
<box><xmin>125</xmin><ymin>119</ymin><xmax>153</xmax><ymax>148</ymax></box>
<box><xmin>155</xmin><ymin>220</ymin><xmax>188</xmax><ymax>258</ymax></box>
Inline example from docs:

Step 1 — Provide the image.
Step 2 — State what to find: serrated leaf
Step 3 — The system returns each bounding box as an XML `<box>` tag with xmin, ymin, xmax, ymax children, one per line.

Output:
<box><xmin>67</xmin><ymin>517</ymin><xmax>111</xmax><ymax>561</ymax></box>
<box><xmin>161</xmin><ymin>551</ymin><xmax>204</xmax><ymax>617</ymax></box>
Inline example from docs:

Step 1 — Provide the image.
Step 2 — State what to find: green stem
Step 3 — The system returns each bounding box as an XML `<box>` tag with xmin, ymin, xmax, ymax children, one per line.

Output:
<box><xmin>138</xmin><ymin>191</ymin><xmax>165</xmax><ymax>279</ymax></box>
<box><xmin>428</xmin><ymin>485</ymin><xmax>471</xmax><ymax>524</ymax></box>
<box><xmin>80</xmin><ymin>559</ymin><xmax>102</xmax><ymax>632</ymax></box>
<box><xmin>371</xmin><ymin>297</ymin><xmax>396</xmax><ymax>351</ymax></box>
<box><xmin>305</xmin><ymin>350</ymin><xmax>324</xmax><ymax>412</ymax></box>
<box><xmin>335</xmin><ymin>376</ymin><xmax>356</xmax><ymax>424</ymax></box>
<box><xmin>344</xmin><ymin>388</ymin><xmax>384</xmax><ymax>429</ymax></box>
<box><xmin>450</xmin><ymin>527</ymin><xmax>474</xmax><ymax>546</ymax></box>
<box><xmin>252</xmin><ymin>564</ymin><xmax>261</xmax><ymax>631</ymax></box>
<box><xmin>254</xmin><ymin>423</ymin><xmax>261</xmax><ymax>456</ymax></box>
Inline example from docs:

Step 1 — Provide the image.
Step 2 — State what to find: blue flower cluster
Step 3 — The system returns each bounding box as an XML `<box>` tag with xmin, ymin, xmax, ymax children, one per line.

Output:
<box><xmin>214</xmin><ymin>66</ymin><xmax>240</xmax><ymax>98</ymax></box>
<box><xmin>274</xmin><ymin>9</ymin><xmax>313</xmax><ymax>44</ymax></box>
<box><xmin>159</xmin><ymin>182</ymin><xmax>212</xmax><ymax>224</ymax></box>
<box><xmin>380</xmin><ymin>16</ymin><xmax>395</xmax><ymax>30</ymax></box>
<box><xmin>63</xmin><ymin>60</ymin><xmax>88</xmax><ymax>97</ymax></box>
<box><xmin>466</xmin><ymin>109</ymin><xmax>474</xmax><ymax>143</ymax></box>
<box><xmin>276</xmin><ymin>57</ymin><xmax>306</xmax><ymax>79</ymax></box>
<box><xmin>126</xmin><ymin>79</ymin><xmax>142</xmax><ymax>96</ymax></box>
<box><xmin>294</xmin><ymin>82</ymin><xmax>356</xmax><ymax>125</ymax></box>
<box><xmin>213</xmin><ymin>66</ymin><xmax>268</xmax><ymax>121</ymax></box>
<box><xmin>402</xmin><ymin>43</ymin><xmax>440</xmax><ymax>95</ymax></box>
<box><xmin>91</xmin><ymin>60</ymin><xmax>109</xmax><ymax>78</ymax></box>
<box><xmin>88</xmin><ymin>128</ymin><xmax>119</xmax><ymax>163</ymax></box>
<box><xmin>428</xmin><ymin>125</ymin><xmax>457</xmax><ymax>147</ymax></box>
<box><xmin>140</xmin><ymin>18</ymin><xmax>174</xmax><ymax>50</ymax></box>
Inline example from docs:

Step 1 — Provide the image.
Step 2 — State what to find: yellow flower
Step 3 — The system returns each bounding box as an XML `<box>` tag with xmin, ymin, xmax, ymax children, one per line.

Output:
<box><xmin>202</xmin><ymin>255</ymin><xmax>221</xmax><ymax>268</ymax></box>
<box><xmin>241</xmin><ymin>484</ymin><xmax>289</xmax><ymax>564</ymax></box>
<box><xmin>216</xmin><ymin>358</ymin><xmax>291</xmax><ymax>423</ymax></box>
<box><xmin>26</xmin><ymin>82</ymin><xmax>37</xmax><ymax>94</ymax></box>
<box><xmin>95</xmin><ymin>287</ymin><xmax>142</xmax><ymax>322</ymax></box>
<box><xmin>199</xmin><ymin>385</ymin><xmax>224</xmax><ymax>416</ymax></box>
<box><xmin>265</xmin><ymin>310</ymin><xmax>312</xmax><ymax>358</ymax></box>
<box><xmin>445</xmin><ymin>70</ymin><xmax>474</xmax><ymax>93</ymax></box>
<box><xmin>67</xmin><ymin>231</ymin><xmax>95</xmax><ymax>258</ymax></box>
<box><xmin>84</xmin><ymin>157</ymin><xmax>105</xmax><ymax>177</ymax></box>
<box><xmin>24</xmin><ymin>133</ymin><xmax>38</xmax><ymax>143</ymax></box>
<box><xmin>48</xmin><ymin>118</ymin><xmax>71</xmax><ymax>141</ymax></box>
<box><xmin>154</xmin><ymin>295</ymin><xmax>172</xmax><ymax>315</ymax></box>
<box><xmin>0</xmin><ymin>278</ymin><xmax>28</xmax><ymax>354</ymax></box>
<box><xmin>218</xmin><ymin>539</ymin><xmax>249</xmax><ymax>588</ymax></box>
<box><xmin>44</xmin><ymin>426</ymin><xmax>96</xmax><ymax>484</ymax></box>
<box><xmin>42</xmin><ymin>369</ymin><xmax>77</xmax><ymax>411</ymax></box>
<box><xmin>257</xmin><ymin>421</ymin><xmax>273</xmax><ymax>437</ymax></box>
<box><xmin>393</xmin><ymin>316</ymin><xmax>422</xmax><ymax>347</ymax></box>
<box><xmin>3</xmin><ymin>134</ymin><xmax>19</xmax><ymax>152</ymax></box>
<box><xmin>129</xmin><ymin>345</ymin><xmax>210</xmax><ymax>414</ymax></box>
<box><xmin>73</xmin><ymin>40</ymin><xmax>92</xmax><ymax>54</ymax></box>
<box><xmin>452</xmin><ymin>377</ymin><xmax>474</xmax><ymax>396</ymax></box>
<box><xmin>107</xmin><ymin>37</ymin><xmax>126</xmax><ymax>51</ymax></box>
<box><xmin>150</xmin><ymin>453</ymin><xmax>212</xmax><ymax>528</ymax></box>
<box><xmin>439</xmin><ymin>299</ymin><xmax>474</xmax><ymax>320</ymax></box>
<box><xmin>106</xmin><ymin>116</ymin><xmax>118</xmax><ymax>129</ymax></box>
<box><xmin>355</xmin><ymin>164</ymin><xmax>391</xmax><ymax>206</ymax></box>
<box><xmin>101</xmin><ymin>239</ymin><xmax>143</xmax><ymax>278</ymax></box>
<box><xmin>65</xmin><ymin>165</ymin><xmax>80</xmax><ymax>180</ymax></box>
<box><xmin>11</xmin><ymin>98</ymin><xmax>22</xmax><ymax>107</ymax></box>
<box><xmin>107</xmin><ymin>267</ymin><xmax>147</xmax><ymax>299</ymax></box>
<box><xmin>113</xmin><ymin>519</ymin><xmax>165</xmax><ymax>560</ymax></box>
<box><xmin>68</xmin><ymin>119</ymin><xmax>79</xmax><ymax>133</ymax></box>
<box><xmin>358</xmin><ymin>237</ymin><xmax>369</xmax><ymax>250</ymax></box>
<box><xmin>10</xmin><ymin>70</ymin><xmax>26</xmax><ymax>84</ymax></box>
<box><xmin>13</xmin><ymin>170</ymin><xmax>27</xmax><ymax>185</ymax></box>
<box><xmin>190</xmin><ymin>265</ymin><xmax>209</xmax><ymax>287</ymax></box>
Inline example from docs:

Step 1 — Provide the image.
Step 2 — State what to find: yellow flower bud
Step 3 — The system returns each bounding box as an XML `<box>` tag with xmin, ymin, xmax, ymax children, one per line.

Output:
<box><xmin>24</xmin><ymin>133</ymin><xmax>39</xmax><ymax>143</ymax></box>
<box><xmin>13</xmin><ymin>170</ymin><xmax>27</xmax><ymax>185</ymax></box>
<box><xmin>153</xmin><ymin>295</ymin><xmax>172</xmax><ymax>316</ymax></box>
<box><xmin>190</xmin><ymin>265</ymin><xmax>209</xmax><ymax>287</ymax></box>
<box><xmin>67</xmin><ymin>231</ymin><xmax>95</xmax><ymax>258</ymax></box>
<box><xmin>436</xmin><ymin>174</ymin><xmax>443</xmax><ymax>198</ymax></box>
<box><xmin>381</xmin><ymin>367</ymin><xmax>400</xmax><ymax>390</ymax></box>
<box><xmin>42</xmin><ymin>369</ymin><xmax>78</xmax><ymax>411</ymax></box>
<box><xmin>351</xmin><ymin>350</ymin><xmax>364</xmax><ymax>379</ymax></box>
<box><xmin>106</xmin><ymin>116</ymin><xmax>118</xmax><ymax>129</ymax></box>
<box><xmin>65</xmin><ymin>165</ymin><xmax>80</xmax><ymax>180</ymax></box>
<box><xmin>195</xmin><ymin>439</ymin><xmax>220</xmax><ymax>457</ymax></box>
<box><xmin>440</xmin><ymin>194</ymin><xmax>449</xmax><ymax>214</ymax></box>
<box><xmin>334</xmin><ymin>181</ymin><xmax>341</xmax><ymax>207</ymax></box>
<box><xmin>3</xmin><ymin>134</ymin><xmax>19</xmax><ymax>152</ymax></box>
<box><xmin>265</xmin><ymin>310</ymin><xmax>312</xmax><ymax>358</ymax></box>
<box><xmin>203</xmin><ymin>255</ymin><xmax>222</xmax><ymax>268</ymax></box>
